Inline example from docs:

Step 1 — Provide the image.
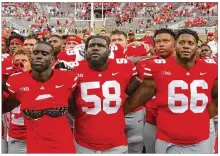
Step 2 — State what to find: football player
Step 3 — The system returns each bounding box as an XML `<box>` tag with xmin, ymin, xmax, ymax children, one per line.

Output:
<box><xmin>70</xmin><ymin>35</ymin><xmax>141</xmax><ymax>154</ymax></box>
<box><xmin>136</xmin><ymin>28</ymin><xmax>176</xmax><ymax>153</ymax></box>
<box><xmin>124</xmin><ymin>29</ymin><xmax>218</xmax><ymax>154</ymax></box>
<box><xmin>3</xmin><ymin>41</ymin><xmax>78</xmax><ymax>153</ymax></box>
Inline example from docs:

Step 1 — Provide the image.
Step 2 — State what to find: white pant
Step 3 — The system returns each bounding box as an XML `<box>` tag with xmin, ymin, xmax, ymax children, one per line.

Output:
<box><xmin>8</xmin><ymin>137</ymin><xmax>26</xmax><ymax>154</ymax></box>
<box><xmin>143</xmin><ymin>122</ymin><xmax>156</xmax><ymax>153</ymax></box>
<box><xmin>125</xmin><ymin>109</ymin><xmax>145</xmax><ymax>153</ymax></box>
<box><xmin>75</xmin><ymin>141</ymin><xmax>128</xmax><ymax>154</ymax></box>
<box><xmin>2</xmin><ymin>138</ymin><xmax>8</xmax><ymax>153</ymax></box>
<box><xmin>210</xmin><ymin>118</ymin><xmax>216</xmax><ymax>153</ymax></box>
<box><xmin>155</xmin><ymin>138</ymin><xmax>211</xmax><ymax>154</ymax></box>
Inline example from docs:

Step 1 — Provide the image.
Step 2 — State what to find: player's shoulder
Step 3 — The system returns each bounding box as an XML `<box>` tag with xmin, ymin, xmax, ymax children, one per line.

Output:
<box><xmin>7</xmin><ymin>72</ymin><xmax>28</xmax><ymax>86</ymax></box>
<box><xmin>199</xmin><ymin>58</ymin><xmax>217</xmax><ymax>67</ymax></box>
<box><xmin>111</xmin><ymin>58</ymin><xmax>134</xmax><ymax>67</ymax></box>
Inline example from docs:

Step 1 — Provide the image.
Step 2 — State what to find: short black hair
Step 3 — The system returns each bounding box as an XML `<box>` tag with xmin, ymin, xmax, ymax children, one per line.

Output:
<box><xmin>201</xmin><ymin>44</ymin><xmax>211</xmax><ymax>50</ymax></box>
<box><xmin>62</xmin><ymin>35</ymin><xmax>69</xmax><ymax>40</ymax></box>
<box><xmin>85</xmin><ymin>35</ymin><xmax>111</xmax><ymax>51</ymax></box>
<box><xmin>50</xmin><ymin>34</ymin><xmax>63</xmax><ymax>40</ymax></box>
<box><xmin>8</xmin><ymin>33</ymin><xmax>24</xmax><ymax>44</ymax></box>
<box><xmin>175</xmin><ymin>29</ymin><xmax>199</xmax><ymax>43</ymax></box>
<box><xmin>110</xmin><ymin>30</ymin><xmax>127</xmax><ymax>39</ymax></box>
<box><xmin>25</xmin><ymin>35</ymin><xmax>38</xmax><ymax>41</ymax></box>
<box><xmin>154</xmin><ymin>28</ymin><xmax>176</xmax><ymax>39</ymax></box>
<box><xmin>36</xmin><ymin>41</ymin><xmax>54</xmax><ymax>53</ymax></box>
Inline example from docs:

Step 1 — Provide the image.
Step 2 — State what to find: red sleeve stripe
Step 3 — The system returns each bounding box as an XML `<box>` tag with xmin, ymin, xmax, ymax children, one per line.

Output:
<box><xmin>74</xmin><ymin>76</ymin><xmax>78</xmax><ymax>81</ymax></box>
<box><xmin>71</xmin><ymin>82</ymin><xmax>77</xmax><ymax>88</ymax></box>
<box><xmin>132</xmin><ymin>72</ymin><xmax>138</xmax><ymax>76</ymax></box>
<box><xmin>144</xmin><ymin>73</ymin><xmax>152</xmax><ymax>76</ymax></box>
<box><xmin>144</xmin><ymin>68</ymin><xmax>151</xmax><ymax>71</ymax></box>
<box><xmin>8</xmin><ymin>88</ymin><xmax>15</xmax><ymax>94</ymax></box>
<box><xmin>6</xmin><ymin>83</ymin><xmax>10</xmax><ymax>87</ymax></box>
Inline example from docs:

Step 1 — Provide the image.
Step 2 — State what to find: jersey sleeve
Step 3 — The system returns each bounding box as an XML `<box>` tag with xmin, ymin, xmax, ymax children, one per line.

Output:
<box><xmin>142</xmin><ymin>59</ymin><xmax>164</xmax><ymax>80</ymax></box>
<box><xmin>203</xmin><ymin>58</ymin><xmax>218</xmax><ymax>79</ymax></box>
<box><xmin>5</xmin><ymin>73</ymin><xmax>21</xmax><ymax>94</ymax></box>
<box><xmin>126</xmin><ymin>59</ymin><xmax>137</xmax><ymax>78</ymax></box>
<box><xmin>136</xmin><ymin>58</ymin><xmax>151</xmax><ymax>80</ymax></box>
<box><xmin>66</xmin><ymin>71</ymin><xmax>78</xmax><ymax>92</ymax></box>
<box><xmin>2</xmin><ymin>56</ymin><xmax>13</xmax><ymax>76</ymax></box>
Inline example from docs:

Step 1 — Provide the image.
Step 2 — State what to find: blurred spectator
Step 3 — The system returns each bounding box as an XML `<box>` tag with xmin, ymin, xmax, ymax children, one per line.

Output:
<box><xmin>2</xmin><ymin>37</ymin><xmax>8</xmax><ymax>54</ymax></box>
<box><xmin>48</xmin><ymin>34</ymin><xmax>63</xmax><ymax>58</ymax></box>
<box><xmin>205</xmin><ymin>32</ymin><xmax>214</xmax><ymax>44</ymax></box>
<box><xmin>23</xmin><ymin>35</ymin><xmax>37</xmax><ymax>52</ymax></box>
<box><xmin>207</xmin><ymin>30</ymin><xmax>218</xmax><ymax>56</ymax></box>
<box><xmin>127</xmin><ymin>32</ymin><xmax>136</xmax><ymax>43</ymax></box>
<box><xmin>65</xmin><ymin>35</ymin><xmax>82</xmax><ymax>50</ymax></box>
<box><xmin>200</xmin><ymin>44</ymin><xmax>212</xmax><ymax>58</ymax></box>
<box><xmin>8</xmin><ymin>34</ymin><xmax>24</xmax><ymax>55</ymax></box>
<box><xmin>83</xmin><ymin>33</ymin><xmax>90</xmax><ymax>43</ymax></box>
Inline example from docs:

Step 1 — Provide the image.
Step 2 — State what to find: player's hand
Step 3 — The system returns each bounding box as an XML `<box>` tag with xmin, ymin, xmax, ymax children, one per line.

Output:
<box><xmin>54</xmin><ymin>60</ymin><xmax>74</xmax><ymax>71</ymax></box>
<box><xmin>128</xmin><ymin>41</ymin><xmax>142</xmax><ymax>47</ymax></box>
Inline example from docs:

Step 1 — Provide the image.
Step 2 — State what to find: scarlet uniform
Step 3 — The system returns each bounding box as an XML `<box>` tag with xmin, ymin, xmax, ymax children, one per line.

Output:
<box><xmin>109</xmin><ymin>44</ymin><xmax>126</xmax><ymax>59</ymax></box>
<box><xmin>143</xmin><ymin>57</ymin><xmax>217</xmax><ymax>145</ymax></box>
<box><xmin>136</xmin><ymin>57</ymin><xmax>157</xmax><ymax>124</ymax></box>
<box><xmin>9</xmin><ymin>106</ymin><xmax>26</xmax><ymax>140</ymax></box>
<box><xmin>73</xmin><ymin>58</ymin><xmax>137</xmax><ymax>150</ymax></box>
<box><xmin>2</xmin><ymin>54</ymin><xmax>13</xmax><ymax>76</ymax></box>
<box><xmin>6</xmin><ymin>70</ymin><xmax>77</xmax><ymax>153</ymax></box>
<box><xmin>57</xmin><ymin>44</ymin><xmax>85</xmax><ymax>62</ymax></box>
<box><xmin>127</xmin><ymin>45</ymin><xmax>149</xmax><ymax>57</ymax></box>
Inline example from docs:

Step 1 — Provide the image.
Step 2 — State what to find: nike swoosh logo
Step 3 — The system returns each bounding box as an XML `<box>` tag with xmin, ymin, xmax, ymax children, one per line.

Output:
<box><xmin>112</xmin><ymin>72</ymin><xmax>119</xmax><ymax>76</ymax></box>
<box><xmin>55</xmin><ymin>85</ymin><xmax>64</xmax><ymax>88</ymax></box>
<box><xmin>138</xmin><ymin>120</ymin><xmax>142</xmax><ymax>123</ymax></box>
<box><xmin>200</xmin><ymin>72</ymin><xmax>207</xmax><ymax>75</ymax></box>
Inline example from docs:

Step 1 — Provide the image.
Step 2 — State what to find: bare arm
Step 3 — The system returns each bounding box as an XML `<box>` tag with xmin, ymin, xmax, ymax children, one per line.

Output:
<box><xmin>124</xmin><ymin>78</ymin><xmax>156</xmax><ymax>114</ymax></box>
<box><xmin>126</xmin><ymin>76</ymin><xmax>142</xmax><ymax>96</ymax></box>
<box><xmin>128</xmin><ymin>55</ymin><xmax>152</xmax><ymax>65</ymax></box>
<box><xmin>68</xmin><ymin>90</ymin><xmax>77</xmax><ymax>116</ymax></box>
<box><xmin>2</xmin><ymin>95</ymin><xmax>20</xmax><ymax>114</ymax></box>
<box><xmin>207</xmin><ymin>79</ymin><xmax>218</xmax><ymax>118</ymax></box>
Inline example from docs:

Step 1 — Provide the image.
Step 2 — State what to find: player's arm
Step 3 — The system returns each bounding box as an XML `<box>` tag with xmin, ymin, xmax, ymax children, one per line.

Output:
<box><xmin>124</xmin><ymin>78</ymin><xmax>156</xmax><ymax>114</ymax></box>
<box><xmin>68</xmin><ymin>90</ymin><xmax>77</xmax><ymax>116</ymax></box>
<box><xmin>128</xmin><ymin>55</ymin><xmax>152</xmax><ymax>65</ymax></box>
<box><xmin>125</xmin><ymin>76</ymin><xmax>142</xmax><ymax>96</ymax></box>
<box><xmin>2</xmin><ymin>95</ymin><xmax>20</xmax><ymax>114</ymax></box>
<box><xmin>207</xmin><ymin>79</ymin><xmax>218</xmax><ymax>118</ymax></box>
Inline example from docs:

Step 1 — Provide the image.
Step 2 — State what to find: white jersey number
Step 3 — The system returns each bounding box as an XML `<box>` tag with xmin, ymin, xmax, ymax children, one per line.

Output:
<box><xmin>168</xmin><ymin>80</ymin><xmax>208</xmax><ymax>113</ymax></box>
<box><xmin>81</xmin><ymin>81</ymin><xmax>122</xmax><ymax>115</ymax></box>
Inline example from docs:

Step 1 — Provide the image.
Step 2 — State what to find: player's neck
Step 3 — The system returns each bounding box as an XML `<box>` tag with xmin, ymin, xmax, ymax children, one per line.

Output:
<box><xmin>89</xmin><ymin>63</ymin><xmax>108</xmax><ymax>72</ymax></box>
<box><xmin>32</xmin><ymin>68</ymin><xmax>53</xmax><ymax>83</ymax></box>
<box><xmin>175</xmin><ymin>56</ymin><xmax>196</xmax><ymax>70</ymax></box>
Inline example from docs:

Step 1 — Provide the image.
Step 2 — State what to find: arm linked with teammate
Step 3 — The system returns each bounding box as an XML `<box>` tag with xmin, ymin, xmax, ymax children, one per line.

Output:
<box><xmin>124</xmin><ymin>78</ymin><xmax>156</xmax><ymax>115</ymax></box>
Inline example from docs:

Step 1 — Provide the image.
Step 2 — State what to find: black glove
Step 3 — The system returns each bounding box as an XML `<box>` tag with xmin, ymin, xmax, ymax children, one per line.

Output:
<box><xmin>54</xmin><ymin>60</ymin><xmax>74</xmax><ymax>71</ymax></box>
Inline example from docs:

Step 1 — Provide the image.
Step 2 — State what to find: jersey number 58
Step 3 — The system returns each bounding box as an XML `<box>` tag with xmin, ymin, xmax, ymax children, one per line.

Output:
<box><xmin>81</xmin><ymin>81</ymin><xmax>122</xmax><ymax>115</ymax></box>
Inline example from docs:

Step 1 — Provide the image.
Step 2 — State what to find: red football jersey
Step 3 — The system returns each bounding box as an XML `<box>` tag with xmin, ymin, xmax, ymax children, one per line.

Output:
<box><xmin>2</xmin><ymin>54</ymin><xmax>13</xmax><ymax>76</ymax></box>
<box><xmin>143</xmin><ymin>57</ymin><xmax>217</xmax><ymax>145</ymax></box>
<box><xmin>6</xmin><ymin>70</ymin><xmax>77</xmax><ymax>153</ymax></box>
<box><xmin>109</xmin><ymin>43</ymin><xmax>127</xmax><ymax>59</ymax></box>
<box><xmin>57</xmin><ymin>44</ymin><xmax>85</xmax><ymax>62</ymax></box>
<box><xmin>73</xmin><ymin>59</ymin><xmax>137</xmax><ymax>150</ymax></box>
<box><xmin>57</xmin><ymin>49</ymin><xmax>76</xmax><ymax>62</ymax></box>
<box><xmin>126</xmin><ymin>45</ymin><xmax>149</xmax><ymax>57</ymax></box>
<box><xmin>136</xmin><ymin>57</ymin><xmax>157</xmax><ymax>124</ymax></box>
<box><xmin>9</xmin><ymin>106</ymin><xmax>26</xmax><ymax>140</ymax></box>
